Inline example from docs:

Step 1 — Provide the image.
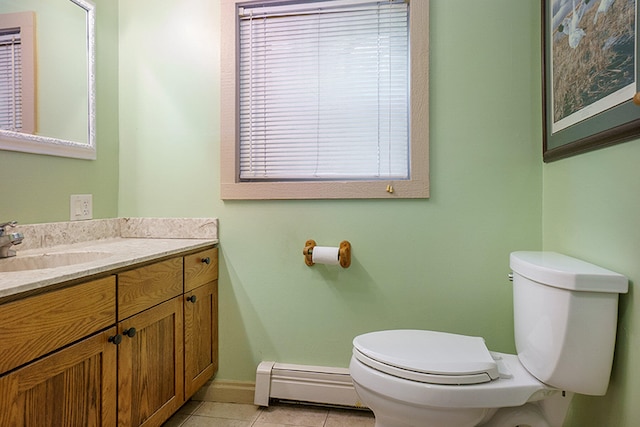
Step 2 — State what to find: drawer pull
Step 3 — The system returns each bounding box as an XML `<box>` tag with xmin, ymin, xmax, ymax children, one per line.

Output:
<box><xmin>123</xmin><ymin>327</ymin><xmax>137</xmax><ymax>338</ymax></box>
<box><xmin>187</xmin><ymin>295</ymin><xmax>197</xmax><ymax>304</ymax></box>
<box><xmin>108</xmin><ymin>334</ymin><xmax>122</xmax><ymax>345</ymax></box>
<box><xmin>201</xmin><ymin>257</ymin><xmax>211</xmax><ymax>265</ymax></box>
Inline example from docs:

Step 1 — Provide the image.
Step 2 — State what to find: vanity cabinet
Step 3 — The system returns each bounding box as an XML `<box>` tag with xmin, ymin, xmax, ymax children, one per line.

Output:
<box><xmin>0</xmin><ymin>245</ymin><xmax>218</xmax><ymax>427</ymax></box>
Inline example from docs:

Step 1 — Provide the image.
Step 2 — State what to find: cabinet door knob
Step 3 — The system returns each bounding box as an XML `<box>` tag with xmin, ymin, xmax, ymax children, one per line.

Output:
<box><xmin>187</xmin><ymin>295</ymin><xmax>197</xmax><ymax>303</ymax></box>
<box><xmin>123</xmin><ymin>327</ymin><xmax>136</xmax><ymax>338</ymax></box>
<box><xmin>201</xmin><ymin>257</ymin><xmax>211</xmax><ymax>265</ymax></box>
<box><xmin>108</xmin><ymin>334</ymin><xmax>122</xmax><ymax>345</ymax></box>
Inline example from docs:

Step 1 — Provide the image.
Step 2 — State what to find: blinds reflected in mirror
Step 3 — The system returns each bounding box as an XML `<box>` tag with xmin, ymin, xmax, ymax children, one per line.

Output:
<box><xmin>0</xmin><ymin>30</ymin><xmax>23</xmax><ymax>132</ymax></box>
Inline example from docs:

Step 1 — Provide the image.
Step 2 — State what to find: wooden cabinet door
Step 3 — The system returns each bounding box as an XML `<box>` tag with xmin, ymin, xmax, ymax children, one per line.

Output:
<box><xmin>184</xmin><ymin>280</ymin><xmax>218</xmax><ymax>398</ymax></box>
<box><xmin>117</xmin><ymin>297</ymin><xmax>184</xmax><ymax>427</ymax></box>
<box><xmin>0</xmin><ymin>328</ymin><xmax>118</xmax><ymax>426</ymax></box>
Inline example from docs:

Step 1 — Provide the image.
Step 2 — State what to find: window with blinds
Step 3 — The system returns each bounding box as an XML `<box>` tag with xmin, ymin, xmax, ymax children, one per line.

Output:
<box><xmin>238</xmin><ymin>0</ymin><xmax>409</xmax><ymax>181</ymax></box>
<box><xmin>0</xmin><ymin>29</ymin><xmax>24</xmax><ymax>132</ymax></box>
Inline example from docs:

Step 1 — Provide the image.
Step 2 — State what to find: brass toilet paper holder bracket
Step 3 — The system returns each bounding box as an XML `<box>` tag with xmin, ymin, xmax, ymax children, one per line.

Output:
<box><xmin>303</xmin><ymin>239</ymin><xmax>351</xmax><ymax>268</ymax></box>
<box><xmin>303</xmin><ymin>240</ymin><xmax>317</xmax><ymax>266</ymax></box>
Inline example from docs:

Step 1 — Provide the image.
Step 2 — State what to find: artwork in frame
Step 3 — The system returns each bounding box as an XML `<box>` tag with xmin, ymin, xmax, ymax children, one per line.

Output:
<box><xmin>543</xmin><ymin>0</ymin><xmax>640</xmax><ymax>162</ymax></box>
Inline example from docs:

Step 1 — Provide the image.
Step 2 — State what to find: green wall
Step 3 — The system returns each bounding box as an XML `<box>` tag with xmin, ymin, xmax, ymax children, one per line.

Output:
<box><xmin>0</xmin><ymin>0</ymin><xmax>119</xmax><ymax>223</ymax></box>
<box><xmin>543</xmin><ymin>141</ymin><xmax>640</xmax><ymax>426</ymax></box>
<box><xmin>118</xmin><ymin>0</ymin><xmax>542</xmax><ymax>380</ymax></box>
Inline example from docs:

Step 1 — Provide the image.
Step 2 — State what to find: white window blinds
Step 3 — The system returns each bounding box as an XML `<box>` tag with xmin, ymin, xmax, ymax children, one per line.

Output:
<box><xmin>0</xmin><ymin>30</ymin><xmax>23</xmax><ymax>132</ymax></box>
<box><xmin>238</xmin><ymin>0</ymin><xmax>409</xmax><ymax>181</ymax></box>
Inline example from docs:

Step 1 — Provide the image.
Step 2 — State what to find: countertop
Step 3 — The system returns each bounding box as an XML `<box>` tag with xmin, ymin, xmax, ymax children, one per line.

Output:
<box><xmin>0</xmin><ymin>238</ymin><xmax>217</xmax><ymax>299</ymax></box>
<box><xmin>0</xmin><ymin>217</ymin><xmax>219</xmax><ymax>300</ymax></box>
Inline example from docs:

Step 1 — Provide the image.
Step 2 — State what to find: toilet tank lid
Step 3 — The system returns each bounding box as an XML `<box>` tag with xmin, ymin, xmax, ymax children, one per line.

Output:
<box><xmin>510</xmin><ymin>251</ymin><xmax>628</xmax><ymax>293</ymax></box>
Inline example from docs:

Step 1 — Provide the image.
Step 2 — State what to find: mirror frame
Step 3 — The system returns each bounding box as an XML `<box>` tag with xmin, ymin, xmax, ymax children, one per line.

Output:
<box><xmin>0</xmin><ymin>0</ymin><xmax>96</xmax><ymax>160</ymax></box>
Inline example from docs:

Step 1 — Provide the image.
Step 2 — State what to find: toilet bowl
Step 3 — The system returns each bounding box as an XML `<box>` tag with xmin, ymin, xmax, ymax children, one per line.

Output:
<box><xmin>350</xmin><ymin>330</ymin><xmax>557</xmax><ymax>427</ymax></box>
<box><xmin>349</xmin><ymin>252</ymin><xmax>628</xmax><ymax>427</ymax></box>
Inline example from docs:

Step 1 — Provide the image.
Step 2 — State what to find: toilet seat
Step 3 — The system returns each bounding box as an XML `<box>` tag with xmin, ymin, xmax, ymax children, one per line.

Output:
<box><xmin>353</xmin><ymin>330</ymin><xmax>499</xmax><ymax>385</ymax></box>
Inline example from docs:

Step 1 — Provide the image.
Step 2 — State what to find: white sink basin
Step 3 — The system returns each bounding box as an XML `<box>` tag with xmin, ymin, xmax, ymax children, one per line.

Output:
<box><xmin>0</xmin><ymin>252</ymin><xmax>112</xmax><ymax>272</ymax></box>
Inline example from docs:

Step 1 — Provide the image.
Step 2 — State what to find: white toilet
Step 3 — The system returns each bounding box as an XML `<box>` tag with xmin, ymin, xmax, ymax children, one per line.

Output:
<box><xmin>350</xmin><ymin>251</ymin><xmax>628</xmax><ymax>427</ymax></box>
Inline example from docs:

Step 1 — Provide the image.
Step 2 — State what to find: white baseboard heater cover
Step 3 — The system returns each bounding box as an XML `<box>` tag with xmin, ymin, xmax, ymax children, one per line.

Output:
<box><xmin>254</xmin><ymin>361</ymin><xmax>365</xmax><ymax>408</ymax></box>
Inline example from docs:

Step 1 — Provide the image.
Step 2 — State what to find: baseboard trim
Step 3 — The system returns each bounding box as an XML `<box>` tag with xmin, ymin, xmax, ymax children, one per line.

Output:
<box><xmin>192</xmin><ymin>379</ymin><xmax>256</xmax><ymax>405</ymax></box>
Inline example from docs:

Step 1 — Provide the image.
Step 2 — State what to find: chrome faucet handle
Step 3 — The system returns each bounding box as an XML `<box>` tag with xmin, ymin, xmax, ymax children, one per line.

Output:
<box><xmin>0</xmin><ymin>220</ymin><xmax>18</xmax><ymax>235</ymax></box>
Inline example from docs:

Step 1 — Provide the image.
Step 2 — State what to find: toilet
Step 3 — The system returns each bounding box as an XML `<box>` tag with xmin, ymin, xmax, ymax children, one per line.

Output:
<box><xmin>350</xmin><ymin>251</ymin><xmax>628</xmax><ymax>427</ymax></box>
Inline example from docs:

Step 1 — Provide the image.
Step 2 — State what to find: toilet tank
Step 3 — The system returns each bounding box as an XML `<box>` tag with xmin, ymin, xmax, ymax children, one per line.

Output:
<box><xmin>510</xmin><ymin>251</ymin><xmax>628</xmax><ymax>396</ymax></box>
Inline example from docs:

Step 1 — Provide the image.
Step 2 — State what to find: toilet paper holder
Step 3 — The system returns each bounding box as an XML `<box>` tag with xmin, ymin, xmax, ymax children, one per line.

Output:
<box><xmin>303</xmin><ymin>239</ymin><xmax>351</xmax><ymax>268</ymax></box>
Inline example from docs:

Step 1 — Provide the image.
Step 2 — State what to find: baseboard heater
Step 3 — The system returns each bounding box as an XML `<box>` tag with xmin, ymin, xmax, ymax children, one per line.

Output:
<box><xmin>254</xmin><ymin>361</ymin><xmax>365</xmax><ymax>408</ymax></box>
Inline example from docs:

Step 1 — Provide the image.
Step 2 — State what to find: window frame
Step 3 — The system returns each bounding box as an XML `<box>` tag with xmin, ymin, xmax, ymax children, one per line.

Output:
<box><xmin>0</xmin><ymin>11</ymin><xmax>36</xmax><ymax>135</ymax></box>
<box><xmin>220</xmin><ymin>0</ymin><xmax>429</xmax><ymax>200</ymax></box>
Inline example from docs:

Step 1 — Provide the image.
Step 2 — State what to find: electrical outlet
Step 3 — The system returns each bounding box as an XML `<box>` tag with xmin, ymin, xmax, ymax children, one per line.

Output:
<box><xmin>70</xmin><ymin>194</ymin><xmax>93</xmax><ymax>221</ymax></box>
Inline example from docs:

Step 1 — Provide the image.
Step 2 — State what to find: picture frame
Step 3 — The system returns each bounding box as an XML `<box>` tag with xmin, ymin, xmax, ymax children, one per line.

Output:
<box><xmin>542</xmin><ymin>0</ymin><xmax>640</xmax><ymax>162</ymax></box>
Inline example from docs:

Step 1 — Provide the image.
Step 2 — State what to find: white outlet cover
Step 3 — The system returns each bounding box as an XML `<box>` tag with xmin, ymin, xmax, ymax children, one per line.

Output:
<box><xmin>70</xmin><ymin>194</ymin><xmax>93</xmax><ymax>221</ymax></box>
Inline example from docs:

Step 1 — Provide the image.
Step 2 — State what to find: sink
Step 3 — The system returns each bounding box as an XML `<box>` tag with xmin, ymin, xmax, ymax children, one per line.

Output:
<box><xmin>0</xmin><ymin>252</ymin><xmax>112</xmax><ymax>272</ymax></box>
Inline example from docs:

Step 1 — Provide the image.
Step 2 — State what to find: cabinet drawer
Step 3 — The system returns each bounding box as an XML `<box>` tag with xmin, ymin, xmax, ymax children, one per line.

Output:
<box><xmin>184</xmin><ymin>248</ymin><xmax>218</xmax><ymax>292</ymax></box>
<box><xmin>0</xmin><ymin>276</ymin><xmax>116</xmax><ymax>374</ymax></box>
<box><xmin>118</xmin><ymin>257</ymin><xmax>183</xmax><ymax>320</ymax></box>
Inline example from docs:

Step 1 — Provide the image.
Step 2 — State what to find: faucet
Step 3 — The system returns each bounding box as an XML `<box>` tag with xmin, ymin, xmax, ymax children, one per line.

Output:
<box><xmin>0</xmin><ymin>221</ymin><xmax>24</xmax><ymax>258</ymax></box>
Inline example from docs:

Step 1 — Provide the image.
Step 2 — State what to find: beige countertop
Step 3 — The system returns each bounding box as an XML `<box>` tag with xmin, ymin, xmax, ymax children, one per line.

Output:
<box><xmin>0</xmin><ymin>217</ymin><xmax>219</xmax><ymax>300</ymax></box>
<box><xmin>0</xmin><ymin>237</ymin><xmax>218</xmax><ymax>299</ymax></box>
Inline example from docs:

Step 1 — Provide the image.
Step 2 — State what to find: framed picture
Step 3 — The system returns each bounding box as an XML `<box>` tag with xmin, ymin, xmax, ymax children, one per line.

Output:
<box><xmin>543</xmin><ymin>0</ymin><xmax>640</xmax><ymax>162</ymax></box>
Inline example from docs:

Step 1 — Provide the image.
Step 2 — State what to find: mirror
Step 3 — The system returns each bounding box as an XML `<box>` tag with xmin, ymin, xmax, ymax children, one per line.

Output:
<box><xmin>0</xmin><ymin>0</ymin><xmax>95</xmax><ymax>159</ymax></box>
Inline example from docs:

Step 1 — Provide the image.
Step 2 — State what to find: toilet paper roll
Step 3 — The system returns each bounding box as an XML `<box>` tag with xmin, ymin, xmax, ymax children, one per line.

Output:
<box><xmin>312</xmin><ymin>246</ymin><xmax>340</xmax><ymax>265</ymax></box>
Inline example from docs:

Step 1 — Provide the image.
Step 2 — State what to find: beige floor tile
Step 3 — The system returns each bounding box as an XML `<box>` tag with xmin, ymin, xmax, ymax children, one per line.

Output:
<box><xmin>254</xmin><ymin>404</ymin><xmax>328</xmax><ymax>427</ymax></box>
<box><xmin>194</xmin><ymin>401</ymin><xmax>262</xmax><ymax>422</ymax></box>
<box><xmin>251</xmin><ymin>422</ymin><xmax>291</xmax><ymax>427</ymax></box>
<box><xmin>178</xmin><ymin>400</ymin><xmax>204</xmax><ymax>415</ymax></box>
<box><xmin>182</xmin><ymin>415</ymin><xmax>251</xmax><ymax>427</ymax></box>
<box><xmin>162</xmin><ymin>413</ymin><xmax>189</xmax><ymax>427</ymax></box>
<box><xmin>325</xmin><ymin>408</ymin><xmax>375</xmax><ymax>427</ymax></box>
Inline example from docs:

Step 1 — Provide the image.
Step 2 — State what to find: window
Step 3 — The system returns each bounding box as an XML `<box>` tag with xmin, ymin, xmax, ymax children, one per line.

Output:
<box><xmin>221</xmin><ymin>0</ymin><xmax>429</xmax><ymax>199</ymax></box>
<box><xmin>0</xmin><ymin>12</ymin><xmax>35</xmax><ymax>135</ymax></box>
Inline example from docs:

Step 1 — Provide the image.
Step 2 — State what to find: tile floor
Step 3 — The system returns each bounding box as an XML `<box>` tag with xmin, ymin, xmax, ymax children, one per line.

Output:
<box><xmin>163</xmin><ymin>400</ymin><xmax>376</xmax><ymax>427</ymax></box>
